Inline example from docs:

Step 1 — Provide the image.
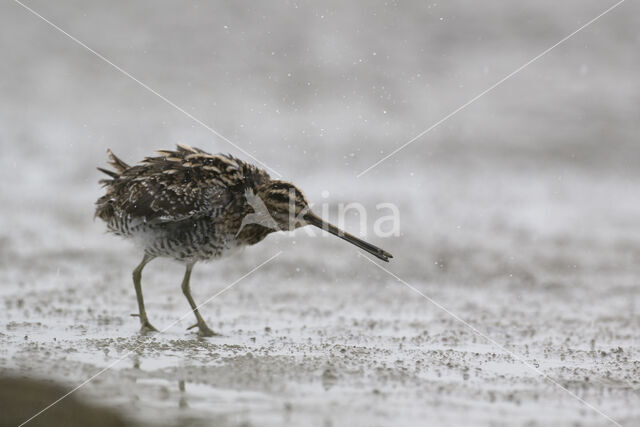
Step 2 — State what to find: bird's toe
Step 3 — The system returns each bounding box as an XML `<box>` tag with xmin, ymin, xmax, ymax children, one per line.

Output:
<box><xmin>139</xmin><ymin>321</ymin><xmax>159</xmax><ymax>333</ymax></box>
<box><xmin>197</xmin><ymin>325</ymin><xmax>220</xmax><ymax>338</ymax></box>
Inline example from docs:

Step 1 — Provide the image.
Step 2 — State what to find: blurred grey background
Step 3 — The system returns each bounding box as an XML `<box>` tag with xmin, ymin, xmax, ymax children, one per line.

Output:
<box><xmin>2</xmin><ymin>0</ymin><xmax>639</xmax><ymax>176</ymax></box>
<box><xmin>1</xmin><ymin>1</ymin><xmax>639</xmax><ymax>426</ymax></box>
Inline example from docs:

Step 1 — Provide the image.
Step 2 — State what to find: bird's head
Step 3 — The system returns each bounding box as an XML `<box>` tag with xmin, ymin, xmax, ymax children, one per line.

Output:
<box><xmin>256</xmin><ymin>180</ymin><xmax>310</xmax><ymax>231</ymax></box>
<box><xmin>254</xmin><ymin>180</ymin><xmax>393</xmax><ymax>262</ymax></box>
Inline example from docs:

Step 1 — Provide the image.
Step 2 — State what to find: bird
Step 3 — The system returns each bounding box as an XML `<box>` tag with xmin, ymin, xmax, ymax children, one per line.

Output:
<box><xmin>95</xmin><ymin>144</ymin><xmax>393</xmax><ymax>336</ymax></box>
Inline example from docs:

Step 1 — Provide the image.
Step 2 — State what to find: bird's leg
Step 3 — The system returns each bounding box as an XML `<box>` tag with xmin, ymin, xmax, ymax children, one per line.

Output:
<box><xmin>181</xmin><ymin>263</ymin><xmax>219</xmax><ymax>337</ymax></box>
<box><xmin>132</xmin><ymin>254</ymin><xmax>158</xmax><ymax>333</ymax></box>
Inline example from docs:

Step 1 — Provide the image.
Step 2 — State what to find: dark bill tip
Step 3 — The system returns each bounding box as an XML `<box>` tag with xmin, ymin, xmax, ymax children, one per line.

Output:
<box><xmin>304</xmin><ymin>213</ymin><xmax>394</xmax><ymax>262</ymax></box>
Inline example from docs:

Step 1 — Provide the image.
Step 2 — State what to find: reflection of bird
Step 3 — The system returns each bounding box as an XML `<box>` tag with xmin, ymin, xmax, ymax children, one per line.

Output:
<box><xmin>96</xmin><ymin>145</ymin><xmax>392</xmax><ymax>336</ymax></box>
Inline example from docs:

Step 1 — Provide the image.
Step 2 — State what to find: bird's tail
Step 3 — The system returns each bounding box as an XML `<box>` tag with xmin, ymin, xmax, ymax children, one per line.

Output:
<box><xmin>97</xmin><ymin>149</ymin><xmax>130</xmax><ymax>183</ymax></box>
<box><xmin>105</xmin><ymin>149</ymin><xmax>130</xmax><ymax>172</ymax></box>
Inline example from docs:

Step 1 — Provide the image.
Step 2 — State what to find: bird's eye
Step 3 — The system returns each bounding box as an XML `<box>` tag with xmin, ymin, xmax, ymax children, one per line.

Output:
<box><xmin>269</xmin><ymin>192</ymin><xmax>291</xmax><ymax>203</ymax></box>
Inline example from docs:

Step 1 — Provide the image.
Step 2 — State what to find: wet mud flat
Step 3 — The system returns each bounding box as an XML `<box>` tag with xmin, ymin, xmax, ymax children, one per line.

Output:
<box><xmin>1</xmin><ymin>143</ymin><xmax>640</xmax><ymax>427</ymax></box>
<box><xmin>2</xmin><ymin>171</ymin><xmax>639</xmax><ymax>427</ymax></box>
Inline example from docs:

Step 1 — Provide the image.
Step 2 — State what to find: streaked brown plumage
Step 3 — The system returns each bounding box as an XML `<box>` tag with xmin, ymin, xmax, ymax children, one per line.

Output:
<box><xmin>96</xmin><ymin>144</ymin><xmax>392</xmax><ymax>336</ymax></box>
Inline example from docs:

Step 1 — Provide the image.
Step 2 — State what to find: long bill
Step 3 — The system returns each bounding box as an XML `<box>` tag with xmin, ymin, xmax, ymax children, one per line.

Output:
<box><xmin>304</xmin><ymin>213</ymin><xmax>393</xmax><ymax>262</ymax></box>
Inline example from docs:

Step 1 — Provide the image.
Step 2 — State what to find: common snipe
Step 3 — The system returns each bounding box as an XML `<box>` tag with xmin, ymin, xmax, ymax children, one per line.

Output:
<box><xmin>96</xmin><ymin>145</ymin><xmax>392</xmax><ymax>336</ymax></box>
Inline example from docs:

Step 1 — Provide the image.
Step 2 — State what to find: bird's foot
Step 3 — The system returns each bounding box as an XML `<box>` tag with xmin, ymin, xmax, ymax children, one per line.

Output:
<box><xmin>140</xmin><ymin>321</ymin><xmax>158</xmax><ymax>333</ymax></box>
<box><xmin>132</xmin><ymin>314</ymin><xmax>158</xmax><ymax>333</ymax></box>
<box><xmin>187</xmin><ymin>322</ymin><xmax>220</xmax><ymax>337</ymax></box>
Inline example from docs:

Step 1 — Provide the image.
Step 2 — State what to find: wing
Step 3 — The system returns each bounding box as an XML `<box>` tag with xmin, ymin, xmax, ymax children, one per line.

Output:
<box><xmin>117</xmin><ymin>172</ymin><xmax>232</xmax><ymax>222</ymax></box>
<box><xmin>96</xmin><ymin>145</ymin><xmax>270</xmax><ymax>224</ymax></box>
